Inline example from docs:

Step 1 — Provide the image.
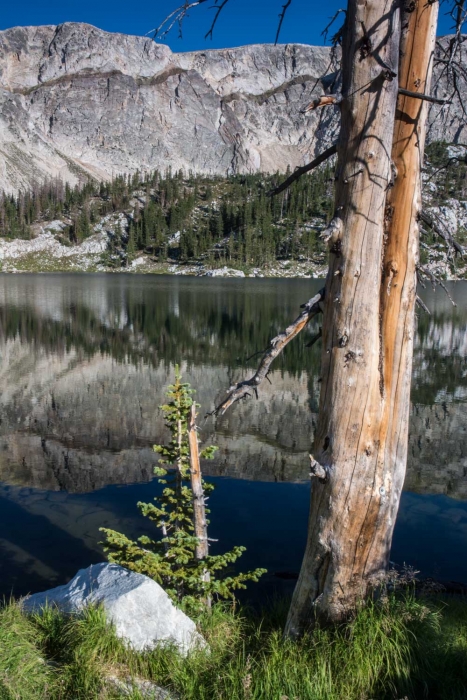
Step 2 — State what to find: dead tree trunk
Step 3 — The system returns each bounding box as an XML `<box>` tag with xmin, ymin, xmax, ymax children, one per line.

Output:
<box><xmin>188</xmin><ymin>404</ymin><xmax>209</xmax><ymax>561</ymax></box>
<box><xmin>378</xmin><ymin>0</ymin><xmax>439</xmax><ymax>606</ymax></box>
<box><xmin>188</xmin><ymin>403</ymin><xmax>211</xmax><ymax>603</ymax></box>
<box><xmin>286</xmin><ymin>0</ymin><xmax>439</xmax><ymax>636</ymax></box>
<box><xmin>285</xmin><ymin>0</ymin><xmax>403</xmax><ymax>635</ymax></box>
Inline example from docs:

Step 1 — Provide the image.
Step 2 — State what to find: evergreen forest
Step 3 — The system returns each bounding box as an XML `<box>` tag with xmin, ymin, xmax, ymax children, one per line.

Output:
<box><xmin>0</xmin><ymin>141</ymin><xmax>465</xmax><ymax>271</ymax></box>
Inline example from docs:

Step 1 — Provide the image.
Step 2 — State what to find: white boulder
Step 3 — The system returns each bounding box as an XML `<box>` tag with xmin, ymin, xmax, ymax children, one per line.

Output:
<box><xmin>22</xmin><ymin>563</ymin><xmax>206</xmax><ymax>655</ymax></box>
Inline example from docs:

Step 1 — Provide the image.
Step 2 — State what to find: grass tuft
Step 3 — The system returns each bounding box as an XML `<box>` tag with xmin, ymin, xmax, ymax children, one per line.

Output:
<box><xmin>0</xmin><ymin>593</ymin><xmax>466</xmax><ymax>699</ymax></box>
<box><xmin>0</xmin><ymin>600</ymin><xmax>56</xmax><ymax>699</ymax></box>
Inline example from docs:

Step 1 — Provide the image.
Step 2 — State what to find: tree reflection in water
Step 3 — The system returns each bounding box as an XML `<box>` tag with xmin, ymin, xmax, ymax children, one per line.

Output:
<box><xmin>0</xmin><ymin>274</ymin><xmax>465</xmax><ymax>596</ymax></box>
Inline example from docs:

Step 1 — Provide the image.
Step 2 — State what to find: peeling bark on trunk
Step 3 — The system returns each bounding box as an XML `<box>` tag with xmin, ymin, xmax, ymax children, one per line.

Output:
<box><xmin>285</xmin><ymin>0</ymin><xmax>439</xmax><ymax>636</ymax></box>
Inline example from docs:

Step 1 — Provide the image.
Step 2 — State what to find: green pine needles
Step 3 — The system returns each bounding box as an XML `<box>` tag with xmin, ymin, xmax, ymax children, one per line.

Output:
<box><xmin>100</xmin><ymin>369</ymin><xmax>265</xmax><ymax>611</ymax></box>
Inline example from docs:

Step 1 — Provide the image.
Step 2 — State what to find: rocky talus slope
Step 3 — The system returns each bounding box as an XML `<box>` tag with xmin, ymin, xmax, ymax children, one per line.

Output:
<box><xmin>0</xmin><ymin>23</ymin><xmax>465</xmax><ymax>193</ymax></box>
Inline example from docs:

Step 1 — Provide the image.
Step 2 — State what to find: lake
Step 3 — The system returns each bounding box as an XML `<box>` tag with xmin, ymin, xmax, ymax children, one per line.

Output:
<box><xmin>0</xmin><ymin>273</ymin><xmax>466</xmax><ymax>600</ymax></box>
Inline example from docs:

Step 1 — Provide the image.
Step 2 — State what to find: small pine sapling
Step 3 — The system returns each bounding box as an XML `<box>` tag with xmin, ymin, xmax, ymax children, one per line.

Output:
<box><xmin>100</xmin><ymin>368</ymin><xmax>265</xmax><ymax>611</ymax></box>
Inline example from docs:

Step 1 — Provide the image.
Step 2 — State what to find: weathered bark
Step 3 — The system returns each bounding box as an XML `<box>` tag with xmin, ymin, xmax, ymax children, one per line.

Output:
<box><xmin>188</xmin><ymin>403</ymin><xmax>211</xmax><ymax>603</ymax></box>
<box><xmin>285</xmin><ymin>0</ymin><xmax>439</xmax><ymax>636</ymax></box>
<box><xmin>378</xmin><ymin>0</ymin><xmax>439</xmax><ymax>610</ymax></box>
<box><xmin>285</xmin><ymin>0</ymin><xmax>402</xmax><ymax>635</ymax></box>
<box><xmin>188</xmin><ymin>404</ymin><xmax>209</xmax><ymax>561</ymax></box>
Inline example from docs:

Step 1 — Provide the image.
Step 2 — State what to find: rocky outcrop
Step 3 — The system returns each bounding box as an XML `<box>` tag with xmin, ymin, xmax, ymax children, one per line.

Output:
<box><xmin>22</xmin><ymin>563</ymin><xmax>206</xmax><ymax>655</ymax></box>
<box><xmin>0</xmin><ymin>23</ymin><xmax>336</xmax><ymax>193</ymax></box>
<box><xmin>0</xmin><ymin>23</ymin><xmax>464</xmax><ymax>193</ymax></box>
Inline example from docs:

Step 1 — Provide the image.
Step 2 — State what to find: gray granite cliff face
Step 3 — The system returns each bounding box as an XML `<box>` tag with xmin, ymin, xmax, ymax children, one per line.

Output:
<box><xmin>0</xmin><ymin>23</ymin><xmax>336</xmax><ymax>192</ymax></box>
<box><xmin>1</xmin><ymin>23</ymin><xmax>464</xmax><ymax>193</ymax></box>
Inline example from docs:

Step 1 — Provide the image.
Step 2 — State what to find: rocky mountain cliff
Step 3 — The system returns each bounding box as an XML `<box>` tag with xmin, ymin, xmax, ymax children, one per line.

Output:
<box><xmin>0</xmin><ymin>23</ymin><xmax>465</xmax><ymax>194</ymax></box>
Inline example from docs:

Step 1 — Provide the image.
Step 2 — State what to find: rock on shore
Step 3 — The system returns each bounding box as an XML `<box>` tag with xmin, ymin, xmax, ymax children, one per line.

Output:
<box><xmin>22</xmin><ymin>563</ymin><xmax>207</xmax><ymax>655</ymax></box>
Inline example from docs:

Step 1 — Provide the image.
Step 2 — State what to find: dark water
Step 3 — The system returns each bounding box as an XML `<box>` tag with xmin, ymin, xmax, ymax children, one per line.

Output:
<box><xmin>0</xmin><ymin>273</ymin><xmax>466</xmax><ymax>599</ymax></box>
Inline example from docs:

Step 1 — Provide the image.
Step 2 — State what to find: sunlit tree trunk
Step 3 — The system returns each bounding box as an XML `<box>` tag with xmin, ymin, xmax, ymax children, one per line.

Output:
<box><xmin>188</xmin><ymin>403</ymin><xmax>211</xmax><ymax>606</ymax></box>
<box><xmin>285</xmin><ymin>0</ymin><xmax>439</xmax><ymax>635</ymax></box>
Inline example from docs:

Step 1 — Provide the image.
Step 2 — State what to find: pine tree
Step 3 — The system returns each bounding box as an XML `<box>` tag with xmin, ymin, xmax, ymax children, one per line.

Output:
<box><xmin>100</xmin><ymin>370</ymin><xmax>265</xmax><ymax>611</ymax></box>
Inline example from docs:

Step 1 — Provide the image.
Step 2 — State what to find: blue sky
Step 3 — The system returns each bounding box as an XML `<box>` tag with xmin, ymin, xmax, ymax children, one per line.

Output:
<box><xmin>0</xmin><ymin>1</ymin><xmax>458</xmax><ymax>52</ymax></box>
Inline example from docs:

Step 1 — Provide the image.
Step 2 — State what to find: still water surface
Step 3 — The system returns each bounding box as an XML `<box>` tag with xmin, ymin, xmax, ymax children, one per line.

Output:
<box><xmin>0</xmin><ymin>274</ymin><xmax>466</xmax><ymax>599</ymax></box>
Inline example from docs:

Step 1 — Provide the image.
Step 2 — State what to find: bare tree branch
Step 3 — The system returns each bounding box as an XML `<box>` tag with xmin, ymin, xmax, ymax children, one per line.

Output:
<box><xmin>398</xmin><ymin>88</ymin><xmax>451</xmax><ymax>105</ymax></box>
<box><xmin>268</xmin><ymin>143</ymin><xmax>337</xmax><ymax>197</ymax></box>
<box><xmin>419</xmin><ymin>210</ymin><xmax>466</xmax><ymax>257</ymax></box>
<box><xmin>153</xmin><ymin>0</ymin><xmax>295</xmax><ymax>45</ymax></box>
<box><xmin>152</xmin><ymin>0</ymin><xmax>230</xmax><ymax>41</ymax></box>
<box><xmin>275</xmin><ymin>0</ymin><xmax>293</xmax><ymax>45</ymax></box>
<box><xmin>321</xmin><ymin>8</ymin><xmax>346</xmax><ymax>45</ymax></box>
<box><xmin>424</xmin><ymin>153</ymin><xmax>467</xmax><ymax>182</ymax></box>
<box><xmin>431</xmin><ymin>7</ymin><xmax>467</xmax><ymax>131</ymax></box>
<box><xmin>208</xmin><ymin>289</ymin><xmax>324</xmax><ymax>416</ymax></box>
<box><xmin>416</xmin><ymin>264</ymin><xmax>457</xmax><ymax>306</ymax></box>
<box><xmin>205</xmin><ymin>0</ymin><xmax>230</xmax><ymax>40</ymax></box>
<box><xmin>415</xmin><ymin>295</ymin><xmax>431</xmax><ymax>315</ymax></box>
<box><xmin>152</xmin><ymin>2</ymin><xmax>203</xmax><ymax>39</ymax></box>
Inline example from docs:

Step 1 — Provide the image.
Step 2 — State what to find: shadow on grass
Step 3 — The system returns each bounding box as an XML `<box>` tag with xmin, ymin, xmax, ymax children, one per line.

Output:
<box><xmin>1</xmin><ymin>592</ymin><xmax>467</xmax><ymax>699</ymax></box>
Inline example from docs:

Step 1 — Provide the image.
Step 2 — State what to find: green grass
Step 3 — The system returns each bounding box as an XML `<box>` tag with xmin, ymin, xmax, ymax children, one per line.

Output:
<box><xmin>1</xmin><ymin>252</ymin><xmax>102</xmax><ymax>273</ymax></box>
<box><xmin>1</xmin><ymin>593</ymin><xmax>466</xmax><ymax>699</ymax></box>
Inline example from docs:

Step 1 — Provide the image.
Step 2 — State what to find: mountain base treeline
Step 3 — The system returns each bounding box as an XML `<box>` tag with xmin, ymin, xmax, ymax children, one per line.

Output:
<box><xmin>0</xmin><ymin>141</ymin><xmax>465</xmax><ymax>275</ymax></box>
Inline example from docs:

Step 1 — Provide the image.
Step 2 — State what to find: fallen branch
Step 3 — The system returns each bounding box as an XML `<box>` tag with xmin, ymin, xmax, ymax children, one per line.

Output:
<box><xmin>398</xmin><ymin>88</ymin><xmax>451</xmax><ymax>105</ymax></box>
<box><xmin>209</xmin><ymin>289</ymin><xmax>325</xmax><ymax>416</ymax></box>
<box><xmin>268</xmin><ymin>144</ymin><xmax>337</xmax><ymax>197</ymax></box>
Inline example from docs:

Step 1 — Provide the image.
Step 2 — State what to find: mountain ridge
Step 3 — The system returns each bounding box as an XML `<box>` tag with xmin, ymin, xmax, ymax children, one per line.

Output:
<box><xmin>0</xmin><ymin>23</ymin><xmax>465</xmax><ymax>194</ymax></box>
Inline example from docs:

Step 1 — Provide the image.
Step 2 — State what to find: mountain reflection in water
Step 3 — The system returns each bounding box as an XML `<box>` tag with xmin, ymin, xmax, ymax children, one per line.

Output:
<box><xmin>0</xmin><ymin>274</ymin><xmax>466</xmax><ymax>597</ymax></box>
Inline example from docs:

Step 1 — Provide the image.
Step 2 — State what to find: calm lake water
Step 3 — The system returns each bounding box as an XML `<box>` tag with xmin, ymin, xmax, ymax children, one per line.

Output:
<box><xmin>0</xmin><ymin>273</ymin><xmax>466</xmax><ymax>600</ymax></box>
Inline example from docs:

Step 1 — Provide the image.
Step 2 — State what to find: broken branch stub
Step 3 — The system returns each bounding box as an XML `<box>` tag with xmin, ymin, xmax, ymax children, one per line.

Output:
<box><xmin>398</xmin><ymin>87</ymin><xmax>451</xmax><ymax>105</ymax></box>
<box><xmin>320</xmin><ymin>216</ymin><xmax>343</xmax><ymax>245</ymax></box>
<box><xmin>302</xmin><ymin>94</ymin><xmax>342</xmax><ymax>112</ymax></box>
<box><xmin>209</xmin><ymin>289</ymin><xmax>325</xmax><ymax>417</ymax></box>
<box><xmin>309</xmin><ymin>455</ymin><xmax>328</xmax><ymax>481</ymax></box>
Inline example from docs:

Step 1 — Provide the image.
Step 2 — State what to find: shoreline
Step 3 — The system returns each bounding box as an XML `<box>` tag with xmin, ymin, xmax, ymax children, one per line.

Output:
<box><xmin>1</xmin><ymin>251</ymin><xmax>466</xmax><ymax>281</ymax></box>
